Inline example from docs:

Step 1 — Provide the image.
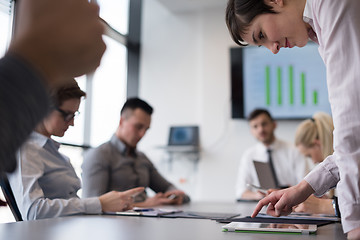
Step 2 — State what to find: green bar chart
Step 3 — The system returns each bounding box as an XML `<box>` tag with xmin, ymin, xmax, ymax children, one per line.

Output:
<box><xmin>265</xmin><ymin>66</ymin><xmax>270</xmax><ymax>106</ymax></box>
<box><xmin>313</xmin><ymin>90</ymin><xmax>318</xmax><ymax>105</ymax></box>
<box><xmin>301</xmin><ymin>73</ymin><xmax>306</xmax><ymax>105</ymax></box>
<box><xmin>243</xmin><ymin>43</ymin><xmax>331</xmax><ymax>119</ymax></box>
<box><xmin>277</xmin><ymin>67</ymin><xmax>282</xmax><ymax>106</ymax></box>
<box><xmin>264</xmin><ymin>65</ymin><xmax>319</xmax><ymax>107</ymax></box>
<box><xmin>289</xmin><ymin>66</ymin><xmax>294</xmax><ymax>105</ymax></box>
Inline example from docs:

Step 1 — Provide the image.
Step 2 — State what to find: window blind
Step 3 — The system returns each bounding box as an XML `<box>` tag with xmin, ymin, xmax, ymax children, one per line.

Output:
<box><xmin>0</xmin><ymin>0</ymin><xmax>13</xmax><ymax>15</ymax></box>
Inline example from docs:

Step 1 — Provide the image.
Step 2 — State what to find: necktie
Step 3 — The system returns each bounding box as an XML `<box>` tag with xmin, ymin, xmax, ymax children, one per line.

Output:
<box><xmin>267</xmin><ymin>149</ymin><xmax>279</xmax><ymax>188</ymax></box>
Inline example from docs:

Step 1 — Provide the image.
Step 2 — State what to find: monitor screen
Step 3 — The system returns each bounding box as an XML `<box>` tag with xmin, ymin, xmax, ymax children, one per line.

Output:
<box><xmin>231</xmin><ymin>43</ymin><xmax>331</xmax><ymax>119</ymax></box>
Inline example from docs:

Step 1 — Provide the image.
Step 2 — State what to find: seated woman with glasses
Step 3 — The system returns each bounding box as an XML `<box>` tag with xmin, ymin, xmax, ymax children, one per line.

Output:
<box><xmin>8</xmin><ymin>79</ymin><xmax>143</xmax><ymax>220</ymax></box>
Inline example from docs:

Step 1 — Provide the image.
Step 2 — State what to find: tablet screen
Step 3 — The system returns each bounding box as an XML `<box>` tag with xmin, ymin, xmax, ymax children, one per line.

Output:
<box><xmin>222</xmin><ymin>222</ymin><xmax>317</xmax><ymax>234</ymax></box>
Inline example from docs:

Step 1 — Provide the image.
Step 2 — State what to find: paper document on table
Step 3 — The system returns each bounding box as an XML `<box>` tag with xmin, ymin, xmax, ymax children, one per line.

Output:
<box><xmin>104</xmin><ymin>207</ymin><xmax>183</xmax><ymax>217</ymax></box>
<box><xmin>160</xmin><ymin>211</ymin><xmax>240</xmax><ymax>220</ymax></box>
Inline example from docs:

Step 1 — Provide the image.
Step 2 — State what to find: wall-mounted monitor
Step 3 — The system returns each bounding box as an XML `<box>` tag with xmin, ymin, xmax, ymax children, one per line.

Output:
<box><xmin>231</xmin><ymin>43</ymin><xmax>331</xmax><ymax>119</ymax></box>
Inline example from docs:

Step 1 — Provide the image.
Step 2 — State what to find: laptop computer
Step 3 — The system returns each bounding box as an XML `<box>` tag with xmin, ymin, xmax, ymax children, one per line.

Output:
<box><xmin>166</xmin><ymin>126</ymin><xmax>199</xmax><ymax>152</ymax></box>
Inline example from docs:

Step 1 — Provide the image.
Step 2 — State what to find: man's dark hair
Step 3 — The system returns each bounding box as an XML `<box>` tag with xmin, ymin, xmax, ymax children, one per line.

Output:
<box><xmin>121</xmin><ymin>97</ymin><xmax>153</xmax><ymax>116</ymax></box>
<box><xmin>247</xmin><ymin>108</ymin><xmax>273</xmax><ymax>122</ymax></box>
<box><xmin>225</xmin><ymin>0</ymin><xmax>277</xmax><ymax>46</ymax></box>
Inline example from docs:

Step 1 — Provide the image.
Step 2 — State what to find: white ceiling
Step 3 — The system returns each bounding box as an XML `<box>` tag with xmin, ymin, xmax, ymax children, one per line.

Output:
<box><xmin>157</xmin><ymin>0</ymin><xmax>227</xmax><ymax>13</ymax></box>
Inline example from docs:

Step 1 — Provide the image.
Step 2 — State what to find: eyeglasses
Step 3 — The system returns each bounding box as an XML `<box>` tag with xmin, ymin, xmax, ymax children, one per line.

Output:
<box><xmin>56</xmin><ymin>108</ymin><xmax>80</xmax><ymax>122</ymax></box>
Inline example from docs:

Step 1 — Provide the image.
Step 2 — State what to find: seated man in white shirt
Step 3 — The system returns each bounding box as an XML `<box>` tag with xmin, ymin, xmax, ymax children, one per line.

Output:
<box><xmin>236</xmin><ymin>109</ymin><xmax>309</xmax><ymax>200</ymax></box>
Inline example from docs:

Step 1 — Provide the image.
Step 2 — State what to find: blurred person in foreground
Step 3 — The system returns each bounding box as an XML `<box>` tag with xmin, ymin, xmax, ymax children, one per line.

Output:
<box><xmin>0</xmin><ymin>0</ymin><xmax>106</xmax><ymax>175</ymax></box>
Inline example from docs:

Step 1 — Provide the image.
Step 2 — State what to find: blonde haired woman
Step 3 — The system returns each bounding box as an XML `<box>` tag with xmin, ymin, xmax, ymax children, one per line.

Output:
<box><xmin>293</xmin><ymin>112</ymin><xmax>337</xmax><ymax>215</ymax></box>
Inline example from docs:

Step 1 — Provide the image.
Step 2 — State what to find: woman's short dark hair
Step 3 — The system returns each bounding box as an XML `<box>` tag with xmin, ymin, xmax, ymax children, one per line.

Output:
<box><xmin>225</xmin><ymin>0</ymin><xmax>277</xmax><ymax>46</ymax></box>
<box><xmin>50</xmin><ymin>79</ymin><xmax>86</xmax><ymax>108</ymax></box>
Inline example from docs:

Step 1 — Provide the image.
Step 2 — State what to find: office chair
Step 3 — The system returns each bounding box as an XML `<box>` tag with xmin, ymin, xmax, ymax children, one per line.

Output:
<box><xmin>0</xmin><ymin>175</ymin><xmax>23</xmax><ymax>221</ymax></box>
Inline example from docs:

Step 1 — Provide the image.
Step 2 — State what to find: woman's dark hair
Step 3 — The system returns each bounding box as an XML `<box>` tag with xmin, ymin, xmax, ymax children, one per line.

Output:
<box><xmin>225</xmin><ymin>0</ymin><xmax>277</xmax><ymax>46</ymax></box>
<box><xmin>50</xmin><ymin>79</ymin><xmax>86</xmax><ymax>108</ymax></box>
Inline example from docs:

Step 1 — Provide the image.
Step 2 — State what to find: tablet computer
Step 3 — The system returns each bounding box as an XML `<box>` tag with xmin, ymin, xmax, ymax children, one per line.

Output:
<box><xmin>253</xmin><ymin>160</ymin><xmax>278</xmax><ymax>189</ymax></box>
<box><xmin>222</xmin><ymin>222</ymin><xmax>317</xmax><ymax>235</ymax></box>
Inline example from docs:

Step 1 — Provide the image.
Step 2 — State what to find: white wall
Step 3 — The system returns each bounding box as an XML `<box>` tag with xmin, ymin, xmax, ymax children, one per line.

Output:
<box><xmin>139</xmin><ymin>0</ymin><xmax>302</xmax><ymax>201</ymax></box>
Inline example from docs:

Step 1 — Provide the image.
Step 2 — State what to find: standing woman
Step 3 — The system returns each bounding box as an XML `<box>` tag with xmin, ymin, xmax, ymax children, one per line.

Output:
<box><xmin>225</xmin><ymin>0</ymin><xmax>360</xmax><ymax>237</ymax></box>
<box><xmin>8</xmin><ymin>79</ymin><xmax>143</xmax><ymax>220</ymax></box>
<box><xmin>293</xmin><ymin>112</ymin><xmax>335</xmax><ymax>215</ymax></box>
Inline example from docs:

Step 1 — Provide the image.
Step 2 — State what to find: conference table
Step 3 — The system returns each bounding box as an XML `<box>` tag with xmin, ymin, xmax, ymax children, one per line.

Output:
<box><xmin>0</xmin><ymin>201</ymin><xmax>346</xmax><ymax>240</ymax></box>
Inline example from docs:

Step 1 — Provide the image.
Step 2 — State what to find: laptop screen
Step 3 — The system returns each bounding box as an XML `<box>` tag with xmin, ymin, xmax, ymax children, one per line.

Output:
<box><xmin>168</xmin><ymin>126</ymin><xmax>199</xmax><ymax>146</ymax></box>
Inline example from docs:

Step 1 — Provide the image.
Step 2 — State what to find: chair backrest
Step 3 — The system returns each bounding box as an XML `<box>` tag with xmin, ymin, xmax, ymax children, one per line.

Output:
<box><xmin>0</xmin><ymin>175</ymin><xmax>22</xmax><ymax>221</ymax></box>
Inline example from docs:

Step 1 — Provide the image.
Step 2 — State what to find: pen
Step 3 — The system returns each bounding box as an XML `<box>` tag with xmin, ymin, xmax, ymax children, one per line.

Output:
<box><xmin>157</xmin><ymin>210</ymin><xmax>183</xmax><ymax>216</ymax></box>
<box><xmin>130</xmin><ymin>190</ymin><xmax>145</xmax><ymax>200</ymax></box>
<box><xmin>167</xmin><ymin>194</ymin><xmax>178</xmax><ymax>200</ymax></box>
<box><xmin>246</xmin><ymin>183</ymin><xmax>267</xmax><ymax>194</ymax></box>
<box><xmin>99</xmin><ymin>17</ymin><xmax>126</xmax><ymax>45</ymax></box>
<box><xmin>133</xmin><ymin>208</ymin><xmax>154</xmax><ymax>212</ymax></box>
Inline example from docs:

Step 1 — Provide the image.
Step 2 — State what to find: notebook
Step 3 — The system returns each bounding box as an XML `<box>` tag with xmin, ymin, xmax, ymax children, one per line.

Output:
<box><xmin>104</xmin><ymin>208</ymin><xmax>239</xmax><ymax>220</ymax></box>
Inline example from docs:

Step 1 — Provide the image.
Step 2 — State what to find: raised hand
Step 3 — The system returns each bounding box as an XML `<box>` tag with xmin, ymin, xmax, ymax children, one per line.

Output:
<box><xmin>9</xmin><ymin>0</ymin><xmax>106</xmax><ymax>86</ymax></box>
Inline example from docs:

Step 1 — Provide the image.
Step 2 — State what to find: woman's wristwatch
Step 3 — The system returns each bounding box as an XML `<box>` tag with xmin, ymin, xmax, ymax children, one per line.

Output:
<box><xmin>332</xmin><ymin>196</ymin><xmax>341</xmax><ymax>218</ymax></box>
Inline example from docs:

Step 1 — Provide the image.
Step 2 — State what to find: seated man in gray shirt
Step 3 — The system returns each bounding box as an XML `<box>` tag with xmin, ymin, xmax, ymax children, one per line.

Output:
<box><xmin>82</xmin><ymin>98</ymin><xmax>190</xmax><ymax>207</ymax></box>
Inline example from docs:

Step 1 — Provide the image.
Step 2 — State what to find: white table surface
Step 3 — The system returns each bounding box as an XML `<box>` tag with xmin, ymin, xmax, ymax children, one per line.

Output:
<box><xmin>0</xmin><ymin>201</ymin><xmax>346</xmax><ymax>240</ymax></box>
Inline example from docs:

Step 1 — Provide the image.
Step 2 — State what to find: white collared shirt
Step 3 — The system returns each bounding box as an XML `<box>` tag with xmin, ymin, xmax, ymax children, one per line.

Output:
<box><xmin>236</xmin><ymin>138</ymin><xmax>309</xmax><ymax>198</ymax></box>
<box><xmin>302</xmin><ymin>0</ymin><xmax>360</xmax><ymax>233</ymax></box>
<box><xmin>8</xmin><ymin>132</ymin><xmax>101</xmax><ymax>220</ymax></box>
